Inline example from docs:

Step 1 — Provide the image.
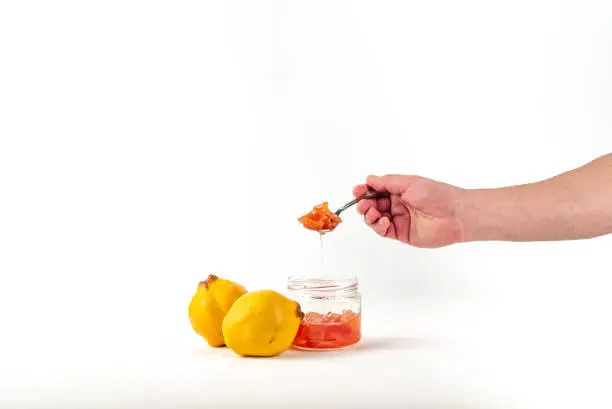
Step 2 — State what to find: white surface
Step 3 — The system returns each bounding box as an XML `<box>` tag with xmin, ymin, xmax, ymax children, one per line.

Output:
<box><xmin>1</xmin><ymin>1</ymin><xmax>612</xmax><ymax>408</ymax></box>
<box><xmin>3</xmin><ymin>295</ymin><xmax>612</xmax><ymax>409</ymax></box>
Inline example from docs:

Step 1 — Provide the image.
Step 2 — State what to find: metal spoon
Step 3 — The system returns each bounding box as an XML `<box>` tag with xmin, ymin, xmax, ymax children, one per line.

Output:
<box><xmin>333</xmin><ymin>189</ymin><xmax>389</xmax><ymax>217</ymax></box>
<box><xmin>319</xmin><ymin>189</ymin><xmax>390</xmax><ymax>234</ymax></box>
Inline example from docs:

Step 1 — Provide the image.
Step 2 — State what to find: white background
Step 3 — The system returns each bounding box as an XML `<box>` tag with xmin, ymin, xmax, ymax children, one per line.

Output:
<box><xmin>1</xmin><ymin>1</ymin><xmax>612</xmax><ymax>408</ymax></box>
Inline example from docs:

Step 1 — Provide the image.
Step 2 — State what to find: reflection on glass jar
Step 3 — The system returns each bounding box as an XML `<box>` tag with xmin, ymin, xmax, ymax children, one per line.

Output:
<box><xmin>287</xmin><ymin>276</ymin><xmax>361</xmax><ymax>351</ymax></box>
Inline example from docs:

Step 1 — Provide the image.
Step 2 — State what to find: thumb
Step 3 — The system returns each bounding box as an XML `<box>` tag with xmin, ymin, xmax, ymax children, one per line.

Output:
<box><xmin>366</xmin><ymin>174</ymin><xmax>418</xmax><ymax>195</ymax></box>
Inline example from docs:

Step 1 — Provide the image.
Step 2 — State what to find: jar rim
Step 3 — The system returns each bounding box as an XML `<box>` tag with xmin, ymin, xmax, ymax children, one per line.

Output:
<box><xmin>287</xmin><ymin>276</ymin><xmax>359</xmax><ymax>294</ymax></box>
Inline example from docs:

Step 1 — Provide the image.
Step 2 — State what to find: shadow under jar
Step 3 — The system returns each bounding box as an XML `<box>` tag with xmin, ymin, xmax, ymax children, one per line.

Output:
<box><xmin>288</xmin><ymin>276</ymin><xmax>361</xmax><ymax>351</ymax></box>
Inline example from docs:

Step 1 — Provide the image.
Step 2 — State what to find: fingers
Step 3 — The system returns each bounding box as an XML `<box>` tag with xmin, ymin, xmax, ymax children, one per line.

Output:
<box><xmin>366</xmin><ymin>174</ymin><xmax>416</xmax><ymax>195</ymax></box>
<box><xmin>375</xmin><ymin>216</ymin><xmax>392</xmax><ymax>237</ymax></box>
<box><xmin>358</xmin><ymin>201</ymin><xmax>399</xmax><ymax>239</ymax></box>
<box><xmin>355</xmin><ymin>174</ymin><xmax>417</xmax><ymax>242</ymax></box>
<box><xmin>357</xmin><ymin>198</ymin><xmax>375</xmax><ymax>215</ymax></box>
<box><xmin>366</xmin><ymin>215</ymin><xmax>392</xmax><ymax>237</ymax></box>
<box><xmin>393</xmin><ymin>209</ymin><xmax>411</xmax><ymax>243</ymax></box>
<box><xmin>390</xmin><ymin>195</ymin><xmax>407</xmax><ymax>214</ymax></box>
<box><xmin>355</xmin><ymin>197</ymin><xmax>392</xmax><ymax>238</ymax></box>
<box><xmin>364</xmin><ymin>207</ymin><xmax>391</xmax><ymax>236</ymax></box>
<box><xmin>354</xmin><ymin>184</ymin><xmax>374</xmax><ymax>215</ymax></box>
<box><xmin>352</xmin><ymin>184</ymin><xmax>369</xmax><ymax>197</ymax></box>
<box><xmin>364</xmin><ymin>207</ymin><xmax>382</xmax><ymax>224</ymax></box>
<box><xmin>377</xmin><ymin>197</ymin><xmax>391</xmax><ymax>212</ymax></box>
<box><xmin>355</xmin><ymin>183</ymin><xmax>391</xmax><ymax>215</ymax></box>
<box><xmin>357</xmin><ymin>197</ymin><xmax>390</xmax><ymax>214</ymax></box>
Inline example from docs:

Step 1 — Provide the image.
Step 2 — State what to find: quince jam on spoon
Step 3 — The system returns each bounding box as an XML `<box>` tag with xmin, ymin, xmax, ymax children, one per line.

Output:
<box><xmin>298</xmin><ymin>202</ymin><xmax>342</xmax><ymax>232</ymax></box>
<box><xmin>298</xmin><ymin>191</ymin><xmax>389</xmax><ymax>232</ymax></box>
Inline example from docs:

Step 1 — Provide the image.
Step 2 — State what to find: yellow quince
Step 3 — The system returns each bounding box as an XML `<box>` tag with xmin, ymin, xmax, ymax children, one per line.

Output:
<box><xmin>188</xmin><ymin>274</ymin><xmax>247</xmax><ymax>347</ymax></box>
<box><xmin>222</xmin><ymin>290</ymin><xmax>304</xmax><ymax>357</ymax></box>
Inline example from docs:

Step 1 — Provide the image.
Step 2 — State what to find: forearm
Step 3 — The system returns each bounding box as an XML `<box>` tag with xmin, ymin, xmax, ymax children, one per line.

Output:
<box><xmin>459</xmin><ymin>154</ymin><xmax>612</xmax><ymax>242</ymax></box>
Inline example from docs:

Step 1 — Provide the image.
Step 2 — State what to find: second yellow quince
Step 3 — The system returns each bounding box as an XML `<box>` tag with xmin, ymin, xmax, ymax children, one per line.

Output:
<box><xmin>222</xmin><ymin>290</ymin><xmax>304</xmax><ymax>357</ymax></box>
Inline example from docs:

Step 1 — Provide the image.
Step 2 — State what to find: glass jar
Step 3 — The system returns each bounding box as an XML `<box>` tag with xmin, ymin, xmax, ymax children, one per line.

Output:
<box><xmin>287</xmin><ymin>276</ymin><xmax>361</xmax><ymax>351</ymax></box>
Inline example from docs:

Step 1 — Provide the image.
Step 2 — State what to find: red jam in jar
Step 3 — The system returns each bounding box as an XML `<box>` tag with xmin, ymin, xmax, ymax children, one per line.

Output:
<box><xmin>288</xmin><ymin>277</ymin><xmax>361</xmax><ymax>351</ymax></box>
<box><xmin>293</xmin><ymin>310</ymin><xmax>361</xmax><ymax>350</ymax></box>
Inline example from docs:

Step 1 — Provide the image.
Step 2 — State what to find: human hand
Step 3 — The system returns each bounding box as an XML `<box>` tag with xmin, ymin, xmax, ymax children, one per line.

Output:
<box><xmin>354</xmin><ymin>175</ymin><xmax>464</xmax><ymax>248</ymax></box>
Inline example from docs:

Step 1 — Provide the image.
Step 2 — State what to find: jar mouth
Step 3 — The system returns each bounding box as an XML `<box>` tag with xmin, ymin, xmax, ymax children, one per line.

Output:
<box><xmin>287</xmin><ymin>276</ymin><xmax>359</xmax><ymax>298</ymax></box>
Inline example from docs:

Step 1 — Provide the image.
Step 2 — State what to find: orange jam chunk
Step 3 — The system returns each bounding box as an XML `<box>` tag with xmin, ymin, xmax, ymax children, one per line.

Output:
<box><xmin>298</xmin><ymin>202</ymin><xmax>342</xmax><ymax>232</ymax></box>
<box><xmin>292</xmin><ymin>310</ymin><xmax>361</xmax><ymax>350</ymax></box>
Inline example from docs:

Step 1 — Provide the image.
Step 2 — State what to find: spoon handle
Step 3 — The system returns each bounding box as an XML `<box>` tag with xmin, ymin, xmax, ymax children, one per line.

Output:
<box><xmin>335</xmin><ymin>190</ymin><xmax>390</xmax><ymax>216</ymax></box>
